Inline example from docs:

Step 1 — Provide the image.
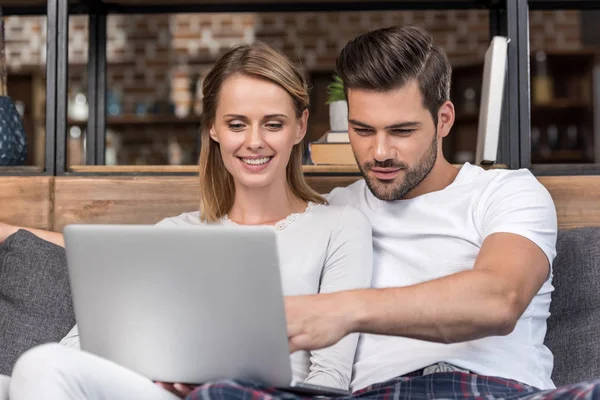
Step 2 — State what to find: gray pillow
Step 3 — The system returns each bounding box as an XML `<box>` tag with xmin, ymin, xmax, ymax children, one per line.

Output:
<box><xmin>544</xmin><ymin>227</ymin><xmax>600</xmax><ymax>387</ymax></box>
<box><xmin>0</xmin><ymin>229</ymin><xmax>75</xmax><ymax>375</ymax></box>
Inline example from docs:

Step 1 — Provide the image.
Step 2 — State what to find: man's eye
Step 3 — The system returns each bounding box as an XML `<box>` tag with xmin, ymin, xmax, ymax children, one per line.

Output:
<box><xmin>354</xmin><ymin>128</ymin><xmax>372</xmax><ymax>135</ymax></box>
<box><xmin>392</xmin><ymin>129</ymin><xmax>415</xmax><ymax>136</ymax></box>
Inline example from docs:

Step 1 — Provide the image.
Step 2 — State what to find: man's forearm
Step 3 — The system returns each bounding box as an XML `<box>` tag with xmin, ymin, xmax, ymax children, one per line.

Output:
<box><xmin>345</xmin><ymin>269</ymin><xmax>520</xmax><ymax>344</ymax></box>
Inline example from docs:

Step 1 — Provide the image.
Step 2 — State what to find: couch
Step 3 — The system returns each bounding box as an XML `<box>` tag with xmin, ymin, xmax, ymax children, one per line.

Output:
<box><xmin>0</xmin><ymin>173</ymin><xmax>599</xmax><ymax>395</ymax></box>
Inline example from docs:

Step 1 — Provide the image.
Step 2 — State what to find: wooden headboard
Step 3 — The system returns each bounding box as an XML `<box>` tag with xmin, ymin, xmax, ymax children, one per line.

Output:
<box><xmin>1</xmin><ymin>174</ymin><xmax>598</xmax><ymax>231</ymax></box>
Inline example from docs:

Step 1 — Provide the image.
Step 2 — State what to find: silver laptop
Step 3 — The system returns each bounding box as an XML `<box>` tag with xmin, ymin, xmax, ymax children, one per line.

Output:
<box><xmin>63</xmin><ymin>224</ymin><xmax>350</xmax><ymax>397</ymax></box>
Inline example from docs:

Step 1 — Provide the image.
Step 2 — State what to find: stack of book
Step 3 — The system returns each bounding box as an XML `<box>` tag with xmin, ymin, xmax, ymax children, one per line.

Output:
<box><xmin>308</xmin><ymin>130</ymin><xmax>356</xmax><ymax>165</ymax></box>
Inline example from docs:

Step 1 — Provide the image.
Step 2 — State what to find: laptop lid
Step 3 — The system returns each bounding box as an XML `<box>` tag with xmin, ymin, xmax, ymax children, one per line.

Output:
<box><xmin>64</xmin><ymin>224</ymin><xmax>293</xmax><ymax>386</ymax></box>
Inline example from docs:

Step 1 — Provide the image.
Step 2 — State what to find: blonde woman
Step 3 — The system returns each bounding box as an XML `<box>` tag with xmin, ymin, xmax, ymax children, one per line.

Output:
<box><xmin>6</xmin><ymin>43</ymin><xmax>372</xmax><ymax>400</ymax></box>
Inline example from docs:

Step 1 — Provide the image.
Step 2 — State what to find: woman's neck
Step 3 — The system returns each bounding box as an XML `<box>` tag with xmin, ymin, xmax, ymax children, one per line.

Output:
<box><xmin>227</xmin><ymin>180</ymin><xmax>308</xmax><ymax>226</ymax></box>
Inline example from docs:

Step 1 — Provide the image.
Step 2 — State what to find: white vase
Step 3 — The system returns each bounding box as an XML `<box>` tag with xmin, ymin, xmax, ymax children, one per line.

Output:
<box><xmin>329</xmin><ymin>100</ymin><xmax>348</xmax><ymax>132</ymax></box>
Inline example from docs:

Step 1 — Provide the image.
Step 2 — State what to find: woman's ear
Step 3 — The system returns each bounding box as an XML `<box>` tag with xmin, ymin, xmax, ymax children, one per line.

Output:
<box><xmin>209</xmin><ymin>126</ymin><xmax>219</xmax><ymax>143</ymax></box>
<box><xmin>294</xmin><ymin>109</ymin><xmax>309</xmax><ymax>145</ymax></box>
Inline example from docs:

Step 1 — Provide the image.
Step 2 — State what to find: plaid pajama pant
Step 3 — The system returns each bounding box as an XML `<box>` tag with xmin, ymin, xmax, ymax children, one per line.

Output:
<box><xmin>186</xmin><ymin>373</ymin><xmax>600</xmax><ymax>400</ymax></box>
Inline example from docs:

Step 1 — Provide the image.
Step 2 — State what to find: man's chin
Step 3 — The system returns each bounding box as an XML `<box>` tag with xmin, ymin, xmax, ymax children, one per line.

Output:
<box><xmin>364</xmin><ymin>177</ymin><xmax>402</xmax><ymax>201</ymax></box>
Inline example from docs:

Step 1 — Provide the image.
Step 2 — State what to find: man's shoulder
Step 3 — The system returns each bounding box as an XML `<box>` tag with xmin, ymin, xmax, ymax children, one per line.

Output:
<box><xmin>460</xmin><ymin>163</ymin><xmax>543</xmax><ymax>196</ymax></box>
<box><xmin>483</xmin><ymin>167</ymin><xmax>546</xmax><ymax>196</ymax></box>
<box><xmin>325</xmin><ymin>179</ymin><xmax>367</xmax><ymax>206</ymax></box>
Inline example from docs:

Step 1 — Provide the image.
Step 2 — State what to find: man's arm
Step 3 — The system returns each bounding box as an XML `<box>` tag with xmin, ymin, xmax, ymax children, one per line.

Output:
<box><xmin>0</xmin><ymin>222</ymin><xmax>64</xmax><ymax>247</ymax></box>
<box><xmin>286</xmin><ymin>172</ymin><xmax>556</xmax><ymax>352</ymax></box>
<box><xmin>287</xmin><ymin>233</ymin><xmax>549</xmax><ymax>351</ymax></box>
<box><xmin>350</xmin><ymin>232</ymin><xmax>548</xmax><ymax>342</ymax></box>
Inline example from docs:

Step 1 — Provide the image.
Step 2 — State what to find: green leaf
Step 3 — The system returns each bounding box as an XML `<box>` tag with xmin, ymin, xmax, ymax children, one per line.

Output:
<box><xmin>325</xmin><ymin>74</ymin><xmax>346</xmax><ymax>104</ymax></box>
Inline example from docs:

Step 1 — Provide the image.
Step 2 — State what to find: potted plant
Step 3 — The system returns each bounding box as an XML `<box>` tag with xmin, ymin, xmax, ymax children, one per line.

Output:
<box><xmin>326</xmin><ymin>74</ymin><xmax>348</xmax><ymax>132</ymax></box>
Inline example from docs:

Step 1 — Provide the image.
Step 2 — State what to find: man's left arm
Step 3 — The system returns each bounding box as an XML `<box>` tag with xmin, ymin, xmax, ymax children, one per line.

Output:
<box><xmin>287</xmin><ymin>173</ymin><xmax>557</xmax><ymax>352</ymax></box>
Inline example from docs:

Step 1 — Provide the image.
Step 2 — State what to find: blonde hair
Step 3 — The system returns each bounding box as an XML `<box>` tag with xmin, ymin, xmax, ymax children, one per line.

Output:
<box><xmin>198</xmin><ymin>42</ymin><xmax>325</xmax><ymax>222</ymax></box>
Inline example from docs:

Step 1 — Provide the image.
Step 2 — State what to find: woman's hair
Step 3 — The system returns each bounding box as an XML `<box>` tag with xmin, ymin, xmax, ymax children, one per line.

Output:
<box><xmin>198</xmin><ymin>42</ymin><xmax>325</xmax><ymax>222</ymax></box>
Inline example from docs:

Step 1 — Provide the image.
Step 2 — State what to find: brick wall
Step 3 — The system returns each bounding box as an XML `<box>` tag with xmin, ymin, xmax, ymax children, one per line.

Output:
<box><xmin>2</xmin><ymin>10</ymin><xmax>582</xmax><ymax>164</ymax></box>
<box><xmin>4</xmin><ymin>10</ymin><xmax>582</xmax><ymax>115</ymax></box>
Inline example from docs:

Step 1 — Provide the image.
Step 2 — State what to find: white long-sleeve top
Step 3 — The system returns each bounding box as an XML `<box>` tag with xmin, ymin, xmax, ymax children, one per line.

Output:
<box><xmin>60</xmin><ymin>202</ymin><xmax>373</xmax><ymax>390</ymax></box>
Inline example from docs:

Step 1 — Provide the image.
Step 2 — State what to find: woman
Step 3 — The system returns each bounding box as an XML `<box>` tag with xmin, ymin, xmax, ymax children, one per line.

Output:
<box><xmin>5</xmin><ymin>42</ymin><xmax>372</xmax><ymax>399</ymax></box>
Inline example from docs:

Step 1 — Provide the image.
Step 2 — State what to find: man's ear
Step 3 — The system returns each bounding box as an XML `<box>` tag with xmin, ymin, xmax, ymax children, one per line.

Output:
<box><xmin>209</xmin><ymin>126</ymin><xmax>219</xmax><ymax>143</ymax></box>
<box><xmin>294</xmin><ymin>109</ymin><xmax>309</xmax><ymax>145</ymax></box>
<box><xmin>437</xmin><ymin>100</ymin><xmax>455</xmax><ymax>139</ymax></box>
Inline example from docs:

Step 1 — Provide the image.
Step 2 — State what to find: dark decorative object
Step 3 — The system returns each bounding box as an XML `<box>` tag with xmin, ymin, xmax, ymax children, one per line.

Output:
<box><xmin>0</xmin><ymin>8</ymin><xmax>27</xmax><ymax>166</ymax></box>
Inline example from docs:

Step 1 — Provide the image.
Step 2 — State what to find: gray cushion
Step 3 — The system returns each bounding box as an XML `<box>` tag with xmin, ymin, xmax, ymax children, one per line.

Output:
<box><xmin>0</xmin><ymin>229</ymin><xmax>75</xmax><ymax>375</ymax></box>
<box><xmin>544</xmin><ymin>227</ymin><xmax>600</xmax><ymax>387</ymax></box>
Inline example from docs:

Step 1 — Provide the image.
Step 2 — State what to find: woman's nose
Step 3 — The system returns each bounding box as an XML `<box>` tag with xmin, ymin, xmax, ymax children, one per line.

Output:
<box><xmin>245</xmin><ymin>125</ymin><xmax>264</xmax><ymax>149</ymax></box>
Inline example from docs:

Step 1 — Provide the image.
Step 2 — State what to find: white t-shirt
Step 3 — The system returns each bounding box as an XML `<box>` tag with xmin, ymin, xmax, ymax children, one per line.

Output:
<box><xmin>61</xmin><ymin>202</ymin><xmax>373</xmax><ymax>391</ymax></box>
<box><xmin>326</xmin><ymin>162</ymin><xmax>558</xmax><ymax>392</ymax></box>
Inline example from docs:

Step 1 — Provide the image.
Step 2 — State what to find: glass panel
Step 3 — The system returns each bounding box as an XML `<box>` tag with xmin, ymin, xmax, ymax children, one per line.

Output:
<box><xmin>103</xmin><ymin>14</ymin><xmax>200</xmax><ymax>166</ymax></box>
<box><xmin>98</xmin><ymin>10</ymin><xmax>489</xmax><ymax>166</ymax></box>
<box><xmin>1</xmin><ymin>15</ymin><xmax>47</xmax><ymax>169</ymax></box>
<box><xmin>67</xmin><ymin>15</ymin><xmax>89</xmax><ymax>167</ymax></box>
<box><xmin>529</xmin><ymin>9</ymin><xmax>598</xmax><ymax>165</ymax></box>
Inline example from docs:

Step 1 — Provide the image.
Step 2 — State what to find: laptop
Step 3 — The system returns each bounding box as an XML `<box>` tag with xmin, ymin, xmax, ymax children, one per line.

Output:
<box><xmin>63</xmin><ymin>224</ymin><xmax>350</xmax><ymax>397</ymax></box>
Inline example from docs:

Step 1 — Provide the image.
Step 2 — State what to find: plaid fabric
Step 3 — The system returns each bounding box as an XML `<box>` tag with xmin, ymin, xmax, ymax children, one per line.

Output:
<box><xmin>186</xmin><ymin>372</ymin><xmax>600</xmax><ymax>400</ymax></box>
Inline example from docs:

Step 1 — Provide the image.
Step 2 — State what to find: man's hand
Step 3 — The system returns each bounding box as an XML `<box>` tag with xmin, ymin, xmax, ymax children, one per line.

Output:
<box><xmin>155</xmin><ymin>382</ymin><xmax>195</xmax><ymax>398</ymax></box>
<box><xmin>285</xmin><ymin>292</ymin><xmax>359</xmax><ymax>353</ymax></box>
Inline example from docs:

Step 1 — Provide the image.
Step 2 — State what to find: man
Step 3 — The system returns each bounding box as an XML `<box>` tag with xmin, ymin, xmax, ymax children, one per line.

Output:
<box><xmin>188</xmin><ymin>25</ymin><xmax>600</xmax><ymax>399</ymax></box>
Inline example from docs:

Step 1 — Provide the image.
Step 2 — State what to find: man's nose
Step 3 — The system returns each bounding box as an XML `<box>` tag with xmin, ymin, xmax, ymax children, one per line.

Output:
<box><xmin>373</xmin><ymin>132</ymin><xmax>394</xmax><ymax>162</ymax></box>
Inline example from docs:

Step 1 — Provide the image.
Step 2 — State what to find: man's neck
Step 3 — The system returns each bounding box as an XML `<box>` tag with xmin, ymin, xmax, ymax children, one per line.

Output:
<box><xmin>403</xmin><ymin>156</ymin><xmax>459</xmax><ymax>200</ymax></box>
<box><xmin>228</xmin><ymin>178</ymin><xmax>307</xmax><ymax>226</ymax></box>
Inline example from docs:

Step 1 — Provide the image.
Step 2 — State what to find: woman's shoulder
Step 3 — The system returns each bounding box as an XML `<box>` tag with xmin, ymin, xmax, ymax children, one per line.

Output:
<box><xmin>310</xmin><ymin>202</ymin><xmax>371</xmax><ymax>230</ymax></box>
<box><xmin>155</xmin><ymin>211</ymin><xmax>204</xmax><ymax>226</ymax></box>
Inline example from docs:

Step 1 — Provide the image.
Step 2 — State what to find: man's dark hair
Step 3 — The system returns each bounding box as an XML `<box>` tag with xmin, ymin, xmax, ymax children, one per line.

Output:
<box><xmin>336</xmin><ymin>25</ymin><xmax>451</xmax><ymax>125</ymax></box>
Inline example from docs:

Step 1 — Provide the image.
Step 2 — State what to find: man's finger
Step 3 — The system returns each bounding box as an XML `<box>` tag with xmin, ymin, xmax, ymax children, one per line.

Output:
<box><xmin>289</xmin><ymin>333</ymin><xmax>314</xmax><ymax>352</ymax></box>
<box><xmin>287</xmin><ymin>322</ymin><xmax>302</xmax><ymax>337</ymax></box>
<box><xmin>288</xmin><ymin>338</ymin><xmax>299</xmax><ymax>353</ymax></box>
<box><xmin>156</xmin><ymin>382</ymin><xmax>180</xmax><ymax>396</ymax></box>
<box><xmin>174</xmin><ymin>383</ymin><xmax>194</xmax><ymax>396</ymax></box>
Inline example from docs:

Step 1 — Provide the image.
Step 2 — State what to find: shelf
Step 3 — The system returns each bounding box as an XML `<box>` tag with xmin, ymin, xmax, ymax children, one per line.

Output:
<box><xmin>68</xmin><ymin>115</ymin><xmax>202</xmax><ymax>126</ymax></box>
<box><xmin>532</xmin><ymin>149</ymin><xmax>587</xmax><ymax>163</ymax></box>
<box><xmin>68</xmin><ymin>164</ymin><xmax>362</xmax><ymax>174</ymax></box>
<box><xmin>0</xmin><ymin>166</ymin><xmax>44</xmax><ymax>174</ymax></box>
<box><xmin>531</xmin><ymin>99</ymin><xmax>591</xmax><ymax>110</ymax></box>
<box><xmin>98</xmin><ymin>0</ymin><xmax>478</xmax><ymax>7</ymax></box>
<box><xmin>68</xmin><ymin>163</ymin><xmax>506</xmax><ymax>174</ymax></box>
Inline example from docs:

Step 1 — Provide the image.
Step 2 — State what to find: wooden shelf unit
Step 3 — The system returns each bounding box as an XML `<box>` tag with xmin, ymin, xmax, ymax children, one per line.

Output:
<box><xmin>529</xmin><ymin>49</ymin><xmax>598</xmax><ymax>165</ymax></box>
<box><xmin>68</xmin><ymin>115</ymin><xmax>202</xmax><ymax>127</ymax></box>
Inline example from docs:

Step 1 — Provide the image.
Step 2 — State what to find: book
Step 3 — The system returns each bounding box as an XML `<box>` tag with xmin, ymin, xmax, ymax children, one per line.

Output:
<box><xmin>326</xmin><ymin>131</ymin><xmax>349</xmax><ymax>143</ymax></box>
<box><xmin>476</xmin><ymin>36</ymin><xmax>509</xmax><ymax>165</ymax></box>
<box><xmin>309</xmin><ymin>142</ymin><xmax>356</xmax><ymax>165</ymax></box>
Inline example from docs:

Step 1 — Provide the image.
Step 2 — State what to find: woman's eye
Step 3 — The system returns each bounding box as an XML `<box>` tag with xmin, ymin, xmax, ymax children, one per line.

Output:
<box><xmin>228</xmin><ymin>123</ymin><xmax>245</xmax><ymax>131</ymax></box>
<box><xmin>265</xmin><ymin>123</ymin><xmax>283</xmax><ymax>130</ymax></box>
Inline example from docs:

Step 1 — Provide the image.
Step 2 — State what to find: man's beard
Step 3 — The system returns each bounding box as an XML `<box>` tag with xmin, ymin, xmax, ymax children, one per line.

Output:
<box><xmin>359</xmin><ymin>135</ymin><xmax>438</xmax><ymax>201</ymax></box>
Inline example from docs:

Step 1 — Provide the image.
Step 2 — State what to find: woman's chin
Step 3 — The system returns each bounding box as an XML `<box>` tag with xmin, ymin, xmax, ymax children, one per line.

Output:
<box><xmin>234</xmin><ymin>175</ymin><xmax>276</xmax><ymax>190</ymax></box>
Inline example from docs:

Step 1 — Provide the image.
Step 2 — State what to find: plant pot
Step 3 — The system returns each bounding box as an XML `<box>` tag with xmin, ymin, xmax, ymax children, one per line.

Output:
<box><xmin>0</xmin><ymin>96</ymin><xmax>27</xmax><ymax>166</ymax></box>
<box><xmin>329</xmin><ymin>100</ymin><xmax>348</xmax><ymax>132</ymax></box>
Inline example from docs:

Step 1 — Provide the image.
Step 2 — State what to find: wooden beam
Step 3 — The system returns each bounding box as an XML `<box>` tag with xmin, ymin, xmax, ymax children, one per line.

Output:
<box><xmin>0</xmin><ymin>177</ymin><xmax>52</xmax><ymax>230</ymax></box>
<box><xmin>538</xmin><ymin>176</ymin><xmax>600</xmax><ymax>229</ymax></box>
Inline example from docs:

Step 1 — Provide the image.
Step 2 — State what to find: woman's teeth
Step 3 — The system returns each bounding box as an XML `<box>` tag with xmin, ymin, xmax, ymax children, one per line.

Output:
<box><xmin>242</xmin><ymin>157</ymin><xmax>271</xmax><ymax>165</ymax></box>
